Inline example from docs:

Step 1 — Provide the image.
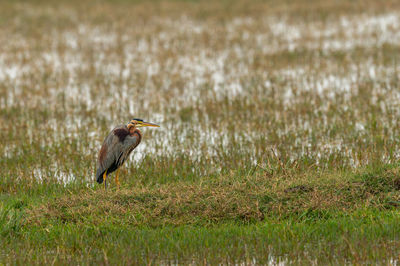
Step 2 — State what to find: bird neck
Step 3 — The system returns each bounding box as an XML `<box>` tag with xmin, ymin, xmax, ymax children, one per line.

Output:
<box><xmin>127</xmin><ymin>123</ymin><xmax>136</xmax><ymax>133</ymax></box>
<box><xmin>131</xmin><ymin>128</ymin><xmax>142</xmax><ymax>145</ymax></box>
<box><xmin>127</xmin><ymin>124</ymin><xmax>142</xmax><ymax>139</ymax></box>
<box><xmin>130</xmin><ymin>128</ymin><xmax>141</xmax><ymax>137</ymax></box>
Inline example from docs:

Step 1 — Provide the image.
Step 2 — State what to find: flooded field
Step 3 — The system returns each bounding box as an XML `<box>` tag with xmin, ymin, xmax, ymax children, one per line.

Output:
<box><xmin>2</xmin><ymin>1</ymin><xmax>400</xmax><ymax>184</ymax></box>
<box><xmin>1</xmin><ymin>0</ymin><xmax>400</xmax><ymax>264</ymax></box>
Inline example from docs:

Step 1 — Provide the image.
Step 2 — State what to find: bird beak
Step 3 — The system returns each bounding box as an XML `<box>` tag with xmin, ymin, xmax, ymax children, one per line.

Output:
<box><xmin>136</xmin><ymin>121</ymin><xmax>160</xmax><ymax>128</ymax></box>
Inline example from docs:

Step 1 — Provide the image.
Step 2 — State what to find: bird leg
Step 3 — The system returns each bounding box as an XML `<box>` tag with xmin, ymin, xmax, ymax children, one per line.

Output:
<box><xmin>103</xmin><ymin>170</ymin><xmax>107</xmax><ymax>190</ymax></box>
<box><xmin>115</xmin><ymin>168</ymin><xmax>120</xmax><ymax>188</ymax></box>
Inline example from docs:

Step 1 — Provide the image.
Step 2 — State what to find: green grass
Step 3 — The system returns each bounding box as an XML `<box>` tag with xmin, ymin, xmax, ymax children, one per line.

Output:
<box><xmin>1</xmin><ymin>197</ymin><xmax>400</xmax><ymax>264</ymax></box>
<box><xmin>1</xmin><ymin>165</ymin><xmax>400</xmax><ymax>263</ymax></box>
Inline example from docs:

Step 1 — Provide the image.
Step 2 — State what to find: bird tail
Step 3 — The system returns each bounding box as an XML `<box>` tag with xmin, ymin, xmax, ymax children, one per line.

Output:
<box><xmin>96</xmin><ymin>168</ymin><xmax>104</xmax><ymax>184</ymax></box>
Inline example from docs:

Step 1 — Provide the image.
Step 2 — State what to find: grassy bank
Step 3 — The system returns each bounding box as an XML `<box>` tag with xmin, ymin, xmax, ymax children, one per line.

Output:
<box><xmin>1</xmin><ymin>165</ymin><xmax>400</xmax><ymax>263</ymax></box>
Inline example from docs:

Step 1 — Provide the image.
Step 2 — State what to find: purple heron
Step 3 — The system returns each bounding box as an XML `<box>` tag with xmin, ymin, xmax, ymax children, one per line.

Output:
<box><xmin>96</xmin><ymin>119</ymin><xmax>159</xmax><ymax>189</ymax></box>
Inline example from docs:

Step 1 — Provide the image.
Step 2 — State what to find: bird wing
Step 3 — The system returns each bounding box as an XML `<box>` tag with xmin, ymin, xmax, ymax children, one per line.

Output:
<box><xmin>96</xmin><ymin>125</ymin><xmax>125</xmax><ymax>180</ymax></box>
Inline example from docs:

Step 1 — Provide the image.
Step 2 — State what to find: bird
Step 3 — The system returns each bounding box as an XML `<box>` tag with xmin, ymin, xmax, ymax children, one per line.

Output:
<box><xmin>96</xmin><ymin>118</ymin><xmax>159</xmax><ymax>189</ymax></box>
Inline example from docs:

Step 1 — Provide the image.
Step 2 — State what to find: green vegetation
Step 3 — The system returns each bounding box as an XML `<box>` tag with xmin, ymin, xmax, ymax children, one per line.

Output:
<box><xmin>1</xmin><ymin>0</ymin><xmax>400</xmax><ymax>264</ymax></box>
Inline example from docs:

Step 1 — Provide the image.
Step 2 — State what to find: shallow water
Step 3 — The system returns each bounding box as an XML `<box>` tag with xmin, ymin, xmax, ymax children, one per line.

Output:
<box><xmin>1</xmin><ymin>6</ymin><xmax>400</xmax><ymax>182</ymax></box>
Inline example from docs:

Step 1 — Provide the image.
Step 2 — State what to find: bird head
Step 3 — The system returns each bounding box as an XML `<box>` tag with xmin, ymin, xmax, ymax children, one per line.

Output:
<box><xmin>128</xmin><ymin>118</ymin><xmax>160</xmax><ymax>128</ymax></box>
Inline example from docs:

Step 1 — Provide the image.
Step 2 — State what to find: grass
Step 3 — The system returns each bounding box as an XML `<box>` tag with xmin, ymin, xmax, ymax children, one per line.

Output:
<box><xmin>23</xmin><ymin>166</ymin><xmax>400</xmax><ymax>226</ymax></box>
<box><xmin>1</xmin><ymin>165</ymin><xmax>400</xmax><ymax>263</ymax></box>
<box><xmin>2</xmin><ymin>211</ymin><xmax>400</xmax><ymax>264</ymax></box>
<box><xmin>2</xmin><ymin>0</ymin><xmax>400</xmax><ymax>264</ymax></box>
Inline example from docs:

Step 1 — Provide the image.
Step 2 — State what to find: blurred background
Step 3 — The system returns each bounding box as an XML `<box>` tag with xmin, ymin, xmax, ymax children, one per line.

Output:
<box><xmin>1</xmin><ymin>0</ymin><xmax>400</xmax><ymax>187</ymax></box>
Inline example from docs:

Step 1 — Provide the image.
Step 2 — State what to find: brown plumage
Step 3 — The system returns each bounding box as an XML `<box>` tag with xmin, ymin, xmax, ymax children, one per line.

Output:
<box><xmin>99</xmin><ymin>144</ymin><xmax>108</xmax><ymax>163</ymax></box>
<box><xmin>95</xmin><ymin>119</ymin><xmax>159</xmax><ymax>189</ymax></box>
<box><xmin>96</xmin><ymin>124</ymin><xmax>141</xmax><ymax>184</ymax></box>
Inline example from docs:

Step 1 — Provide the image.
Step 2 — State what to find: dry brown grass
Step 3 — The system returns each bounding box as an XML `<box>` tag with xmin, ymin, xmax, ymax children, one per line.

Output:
<box><xmin>26</xmin><ymin>167</ymin><xmax>400</xmax><ymax>227</ymax></box>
